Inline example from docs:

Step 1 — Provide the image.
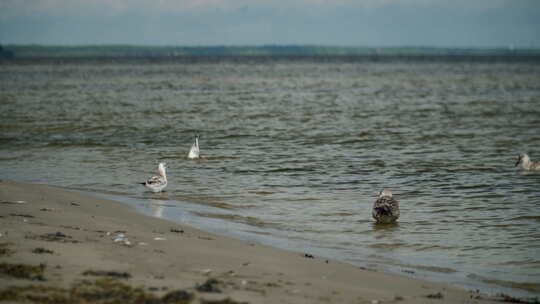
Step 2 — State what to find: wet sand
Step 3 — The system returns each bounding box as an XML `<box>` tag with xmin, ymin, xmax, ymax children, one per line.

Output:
<box><xmin>0</xmin><ymin>180</ymin><xmax>520</xmax><ymax>303</ymax></box>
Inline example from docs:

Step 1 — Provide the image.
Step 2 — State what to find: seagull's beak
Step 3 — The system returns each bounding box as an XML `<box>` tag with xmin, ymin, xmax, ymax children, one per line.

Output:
<box><xmin>515</xmin><ymin>157</ymin><xmax>521</xmax><ymax>167</ymax></box>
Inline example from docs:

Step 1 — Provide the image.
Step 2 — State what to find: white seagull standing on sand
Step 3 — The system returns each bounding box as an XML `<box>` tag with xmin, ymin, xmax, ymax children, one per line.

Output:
<box><xmin>188</xmin><ymin>135</ymin><xmax>200</xmax><ymax>159</ymax></box>
<box><xmin>372</xmin><ymin>189</ymin><xmax>400</xmax><ymax>224</ymax></box>
<box><xmin>515</xmin><ymin>153</ymin><xmax>540</xmax><ymax>171</ymax></box>
<box><xmin>140</xmin><ymin>162</ymin><xmax>168</xmax><ymax>193</ymax></box>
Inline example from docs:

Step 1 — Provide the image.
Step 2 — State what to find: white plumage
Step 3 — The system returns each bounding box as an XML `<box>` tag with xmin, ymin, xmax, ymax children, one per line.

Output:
<box><xmin>141</xmin><ymin>162</ymin><xmax>167</xmax><ymax>193</ymax></box>
<box><xmin>188</xmin><ymin>135</ymin><xmax>200</xmax><ymax>159</ymax></box>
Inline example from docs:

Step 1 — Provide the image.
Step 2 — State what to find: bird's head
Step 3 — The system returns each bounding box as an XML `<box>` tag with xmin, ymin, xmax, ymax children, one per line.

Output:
<box><xmin>378</xmin><ymin>188</ymin><xmax>393</xmax><ymax>198</ymax></box>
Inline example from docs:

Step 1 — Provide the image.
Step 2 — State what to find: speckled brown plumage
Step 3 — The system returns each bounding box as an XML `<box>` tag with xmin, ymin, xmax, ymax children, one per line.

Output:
<box><xmin>372</xmin><ymin>189</ymin><xmax>400</xmax><ymax>224</ymax></box>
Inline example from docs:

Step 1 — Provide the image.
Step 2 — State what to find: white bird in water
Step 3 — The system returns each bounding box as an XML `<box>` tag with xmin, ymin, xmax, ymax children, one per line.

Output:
<box><xmin>140</xmin><ymin>162</ymin><xmax>168</xmax><ymax>193</ymax></box>
<box><xmin>515</xmin><ymin>153</ymin><xmax>540</xmax><ymax>171</ymax></box>
<box><xmin>372</xmin><ymin>188</ymin><xmax>400</xmax><ymax>224</ymax></box>
<box><xmin>187</xmin><ymin>135</ymin><xmax>200</xmax><ymax>159</ymax></box>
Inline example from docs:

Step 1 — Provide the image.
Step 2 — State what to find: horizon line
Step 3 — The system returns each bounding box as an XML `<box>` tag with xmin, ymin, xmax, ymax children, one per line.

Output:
<box><xmin>3</xmin><ymin>43</ymin><xmax>540</xmax><ymax>50</ymax></box>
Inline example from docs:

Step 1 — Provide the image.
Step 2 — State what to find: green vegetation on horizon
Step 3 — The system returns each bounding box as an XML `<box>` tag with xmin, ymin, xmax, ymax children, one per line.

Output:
<box><xmin>2</xmin><ymin>44</ymin><xmax>540</xmax><ymax>58</ymax></box>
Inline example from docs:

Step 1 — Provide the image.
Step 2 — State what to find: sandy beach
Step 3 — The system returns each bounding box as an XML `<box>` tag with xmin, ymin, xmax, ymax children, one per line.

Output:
<box><xmin>0</xmin><ymin>180</ymin><xmax>525</xmax><ymax>303</ymax></box>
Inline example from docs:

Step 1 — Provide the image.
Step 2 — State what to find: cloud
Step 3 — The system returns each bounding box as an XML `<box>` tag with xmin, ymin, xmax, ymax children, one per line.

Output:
<box><xmin>0</xmin><ymin>0</ymin><xmax>515</xmax><ymax>18</ymax></box>
<box><xmin>1</xmin><ymin>0</ymin><xmax>539</xmax><ymax>46</ymax></box>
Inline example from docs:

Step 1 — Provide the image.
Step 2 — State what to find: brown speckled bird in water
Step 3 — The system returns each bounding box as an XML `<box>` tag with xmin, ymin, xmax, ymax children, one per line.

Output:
<box><xmin>372</xmin><ymin>189</ymin><xmax>400</xmax><ymax>224</ymax></box>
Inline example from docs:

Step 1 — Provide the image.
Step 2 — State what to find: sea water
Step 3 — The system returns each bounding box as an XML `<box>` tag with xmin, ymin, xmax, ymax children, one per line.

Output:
<box><xmin>1</xmin><ymin>58</ymin><xmax>539</xmax><ymax>297</ymax></box>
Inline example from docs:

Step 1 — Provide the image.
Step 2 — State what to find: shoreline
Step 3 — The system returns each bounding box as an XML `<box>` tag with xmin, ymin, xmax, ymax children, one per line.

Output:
<box><xmin>0</xmin><ymin>180</ymin><xmax>532</xmax><ymax>303</ymax></box>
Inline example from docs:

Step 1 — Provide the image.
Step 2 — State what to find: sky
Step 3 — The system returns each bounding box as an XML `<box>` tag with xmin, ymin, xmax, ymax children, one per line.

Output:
<box><xmin>1</xmin><ymin>0</ymin><xmax>539</xmax><ymax>47</ymax></box>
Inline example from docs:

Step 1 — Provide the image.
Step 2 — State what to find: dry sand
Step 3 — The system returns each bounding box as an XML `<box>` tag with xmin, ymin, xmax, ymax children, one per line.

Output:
<box><xmin>0</xmin><ymin>180</ymin><xmax>519</xmax><ymax>303</ymax></box>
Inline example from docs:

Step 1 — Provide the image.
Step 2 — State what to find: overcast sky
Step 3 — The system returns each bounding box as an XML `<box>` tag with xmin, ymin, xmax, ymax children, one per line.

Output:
<box><xmin>1</xmin><ymin>0</ymin><xmax>539</xmax><ymax>47</ymax></box>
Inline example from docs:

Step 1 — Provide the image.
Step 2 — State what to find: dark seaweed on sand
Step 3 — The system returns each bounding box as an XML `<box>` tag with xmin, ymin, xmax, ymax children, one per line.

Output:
<box><xmin>0</xmin><ymin>263</ymin><xmax>45</xmax><ymax>281</ymax></box>
<box><xmin>0</xmin><ymin>278</ymin><xmax>195</xmax><ymax>304</ymax></box>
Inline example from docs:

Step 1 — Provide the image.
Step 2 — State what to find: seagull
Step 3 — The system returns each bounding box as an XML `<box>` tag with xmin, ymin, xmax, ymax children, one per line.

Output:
<box><xmin>515</xmin><ymin>153</ymin><xmax>540</xmax><ymax>171</ymax></box>
<box><xmin>140</xmin><ymin>162</ymin><xmax>167</xmax><ymax>193</ymax></box>
<box><xmin>372</xmin><ymin>188</ymin><xmax>400</xmax><ymax>224</ymax></box>
<box><xmin>187</xmin><ymin>135</ymin><xmax>200</xmax><ymax>159</ymax></box>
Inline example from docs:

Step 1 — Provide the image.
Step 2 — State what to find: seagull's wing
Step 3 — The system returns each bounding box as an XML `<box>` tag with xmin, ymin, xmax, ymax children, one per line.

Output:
<box><xmin>188</xmin><ymin>142</ymin><xmax>200</xmax><ymax>158</ymax></box>
<box><xmin>146</xmin><ymin>175</ymin><xmax>164</xmax><ymax>185</ymax></box>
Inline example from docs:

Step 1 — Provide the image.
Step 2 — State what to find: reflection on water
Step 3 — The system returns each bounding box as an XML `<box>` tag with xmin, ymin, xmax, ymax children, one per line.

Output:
<box><xmin>148</xmin><ymin>200</ymin><xmax>166</xmax><ymax>218</ymax></box>
<box><xmin>1</xmin><ymin>59</ymin><xmax>540</xmax><ymax>297</ymax></box>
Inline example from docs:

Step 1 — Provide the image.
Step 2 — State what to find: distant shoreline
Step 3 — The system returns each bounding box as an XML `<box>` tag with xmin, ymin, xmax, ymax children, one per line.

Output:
<box><xmin>2</xmin><ymin>54</ymin><xmax>540</xmax><ymax>64</ymax></box>
<box><xmin>2</xmin><ymin>45</ymin><xmax>540</xmax><ymax>62</ymax></box>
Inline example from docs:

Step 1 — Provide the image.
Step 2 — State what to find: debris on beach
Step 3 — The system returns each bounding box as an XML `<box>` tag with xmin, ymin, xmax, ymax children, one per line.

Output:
<box><xmin>196</xmin><ymin>278</ymin><xmax>222</xmax><ymax>293</ymax></box>
<box><xmin>303</xmin><ymin>253</ymin><xmax>314</xmax><ymax>259</ymax></box>
<box><xmin>200</xmin><ymin>298</ymin><xmax>248</xmax><ymax>304</ymax></box>
<box><xmin>161</xmin><ymin>290</ymin><xmax>194</xmax><ymax>303</ymax></box>
<box><xmin>201</xmin><ymin>269</ymin><xmax>212</xmax><ymax>275</ymax></box>
<box><xmin>426</xmin><ymin>292</ymin><xmax>444</xmax><ymax>299</ymax></box>
<box><xmin>113</xmin><ymin>233</ymin><xmax>132</xmax><ymax>246</ymax></box>
<box><xmin>32</xmin><ymin>247</ymin><xmax>54</xmax><ymax>254</ymax></box>
<box><xmin>0</xmin><ymin>243</ymin><xmax>14</xmax><ymax>256</ymax></box>
<box><xmin>0</xmin><ymin>200</ymin><xmax>27</xmax><ymax>205</ymax></box>
<box><xmin>170</xmin><ymin>228</ymin><xmax>184</xmax><ymax>233</ymax></box>
<box><xmin>82</xmin><ymin>270</ymin><xmax>132</xmax><ymax>279</ymax></box>
<box><xmin>0</xmin><ymin>263</ymin><xmax>45</xmax><ymax>281</ymax></box>
<box><xmin>38</xmin><ymin>231</ymin><xmax>78</xmax><ymax>243</ymax></box>
<box><xmin>9</xmin><ymin>213</ymin><xmax>34</xmax><ymax>218</ymax></box>
<box><xmin>70</xmin><ymin>201</ymin><xmax>80</xmax><ymax>206</ymax></box>
<box><xmin>0</xmin><ymin>278</ymin><xmax>196</xmax><ymax>304</ymax></box>
<box><xmin>497</xmin><ymin>293</ymin><xmax>540</xmax><ymax>304</ymax></box>
<box><xmin>154</xmin><ymin>237</ymin><xmax>167</xmax><ymax>241</ymax></box>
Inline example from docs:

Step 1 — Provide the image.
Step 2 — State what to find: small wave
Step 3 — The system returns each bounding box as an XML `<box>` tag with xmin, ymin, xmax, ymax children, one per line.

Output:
<box><xmin>467</xmin><ymin>274</ymin><xmax>540</xmax><ymax>293</ymax></box>
<box><xmin>430</xmin><ymin>208</ymin><xmax>457</xmax><ymax>214</ymax></box>
<box><xmin>200</xmin><ymin>201</ymin><xmax>239</xmax><ymax>210</ymax></box>
<box><xmin>414</xmin><ymin>244</ymin><xmax>457</xmax><ymax>252</ymax></box>
<box><xmin>469</xmin><ymin>194</ymin><xmax>505</xmax><ymax>199</ymax></box>
<box><xmin>216</xmin><ymin>134</ymin><xmax>256</xmax><ymax>139</ymax></box>
<box><xmin>402</xmin><ymin>264</ymin><xmax>458</xmax><ymax>274</ymax></box>
<box><xmin>511</xmin><ymin>216</ymin><xmax>540</xmax><ymax>223</ymax></box>
<box><xmin>46</xmin><ymin>141</ymin><xmax>108</xmax><ymax>147</ymax></box>
<box><xmin>429</xmin><ymin>202</ymin><xmax>462</xmax><ymax>207</ymax></box>
<box><xmin>462</xmin><ymin>245</ymin><xmax>512</xmax><ymax>251</ymax></box>
<box><xmin>368</xmin><ymin>160</ymin><xmax>386</xmax><ymax>167</ymax></box>
<box><xmin>179</xmin><ymin>198</ymin><xmax>243</xmax><ymax>210</ymax></box>
<box><xmin>337</xmin><ymin>138</ymin><xmax>373</xmax><ymax>144</ymax></box>
<box><xmin>197</xmin><ymin>156</ymin><xmax>240</xmax><ymax>161</ymax></box>
<box><xmin>446</xmin><ymin>167</ymin><xmax>499</xmax><ymax>173</ymax></box>
<box><xmin>192</xmin><ymin>212</ymin><xmax>280</xmax><ymax>229</ymax></box>
<box><xmin>265</xmin><ymin>167</ymin><xmax>316</xmax><ymax>173</ymax></box>
<box><xmin>249</xmin><ymin>191</ymin><xmax>275</xmax><ymax>195</ymax></box>
<box><xmin>462</xmin><ymin>206</ymin><xmax>487</xmax><ymax>211</ymax></box>
<box><xmin>497</xmin><ymin>260</ymin><xmax>540</xmax><ymax>267</ymax></box>
<box><xmin>455</xmin><ymin>184</ymin><xmax>492</xmax><ymax>190</ymax></box>
<box><xmin>317</xmin><ymin>212</ymin><xmax>355</xmax><ymax>217</ymax></box>
<box><xmin>291</xmin><ymin>197</ymin><xmax>321</xmax><ymax>201</ymax></box>
<box><xmin>368</xmin><ymin>243</ymin><xmax>408</xmax><ymax>249</ymax></box>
